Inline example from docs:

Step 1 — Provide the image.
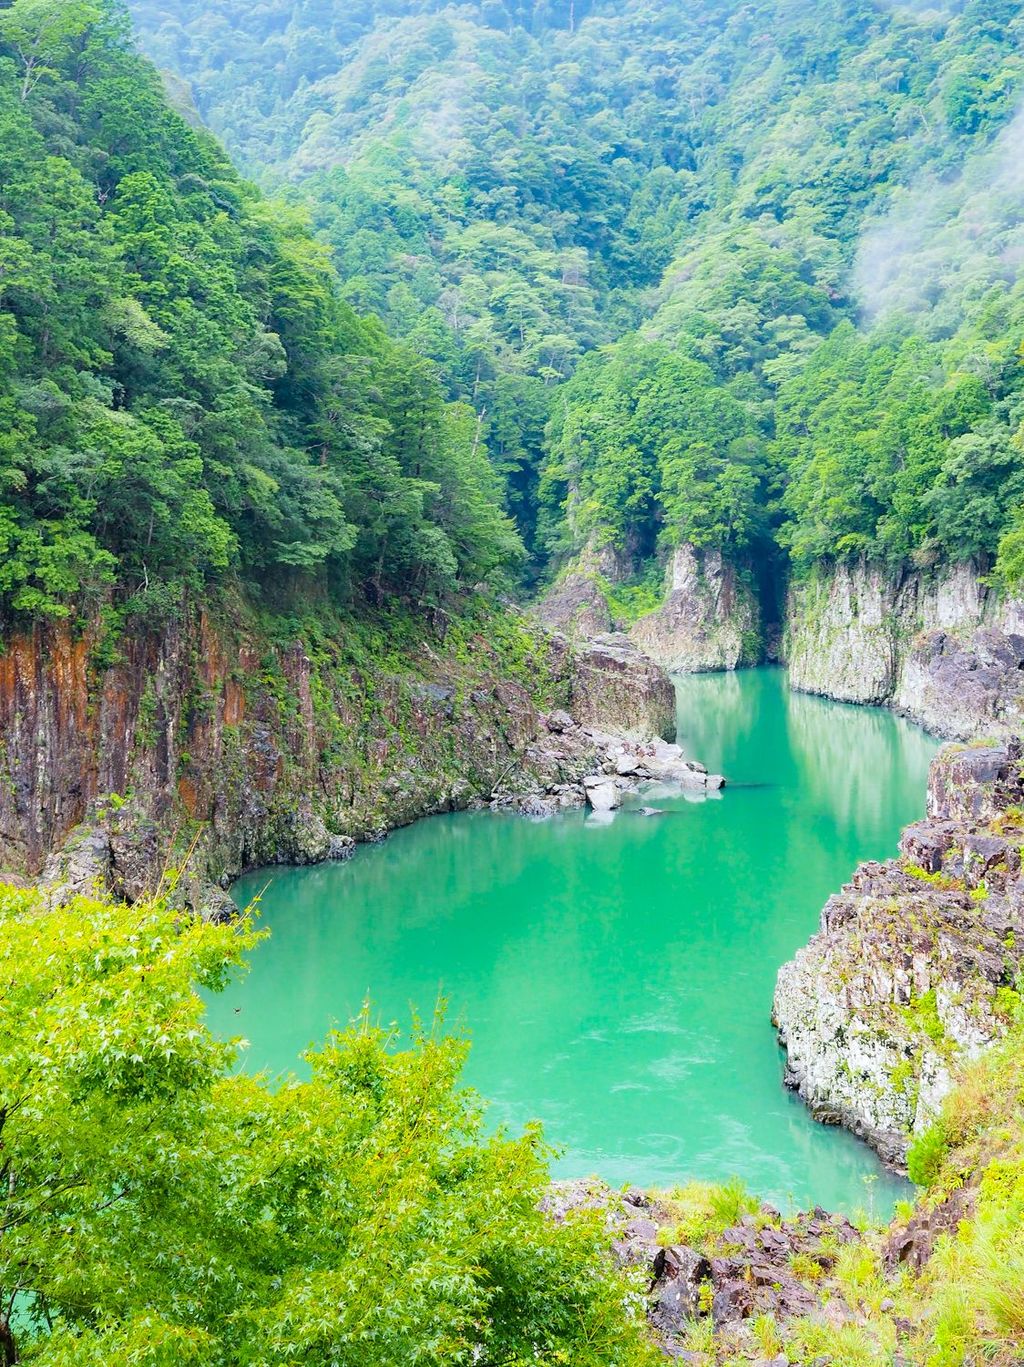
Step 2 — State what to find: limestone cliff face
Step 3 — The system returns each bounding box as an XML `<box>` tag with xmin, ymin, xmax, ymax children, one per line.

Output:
<box><xmin>786</xmin><ymin>560</ymin><xmax>1024</xmax><ymax>738</ymax></box>
<box><xmin>630</xmin><ymin>544</ymin><xmax>760</xmax><ymax>674</ymax></box>
<box><xmin>774</xmin><ymin>742</ymin><xmax>1024</xmax><ymax>1168</ymax></box>
<box><xmin>0</xmin><ymin>600</ymin><xmax>681</xmax><ymax>905</ymax></box>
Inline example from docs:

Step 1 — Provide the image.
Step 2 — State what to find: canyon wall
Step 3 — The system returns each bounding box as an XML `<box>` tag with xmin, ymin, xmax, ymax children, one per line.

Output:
<box><xmin>540</xmin><ymin>539</ymin><xmax>761</xmax><ymax>674</ymax></box>
<box><xmin>774</xmin><ymin>741</ymin><xmax>1024</xmax><ymax>1168</ymax></box>
<box><xmin>630</xmin><ymin>544</ymin><xmax>761</xmax><ymax>674</ymax></box>
<box><xmin>0</xmin><ymin>601</ymin><xmax>676</xmax><ymax>909</ymax></box>
<box><xmin>786</xmin><ymin>560</ymin><xmax>1024</xmax><ymax>739</ymax></box>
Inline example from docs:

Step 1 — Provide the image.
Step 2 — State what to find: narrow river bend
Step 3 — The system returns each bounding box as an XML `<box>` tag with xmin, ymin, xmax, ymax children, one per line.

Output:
<box><xmin>217</xmin><ymin>668</ymin><xmax>938</xmax><ymax>1214</ymax></box>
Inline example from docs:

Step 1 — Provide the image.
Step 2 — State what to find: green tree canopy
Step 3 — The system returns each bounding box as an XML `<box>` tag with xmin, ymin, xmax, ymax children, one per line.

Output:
<box><xmin>0</xmin><ymin>882</ymin><xmax>656</xmax><ymax>1367</ymax></box>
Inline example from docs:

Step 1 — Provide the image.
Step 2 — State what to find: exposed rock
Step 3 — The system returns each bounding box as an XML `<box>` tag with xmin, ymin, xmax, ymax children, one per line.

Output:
<box><xmin>774</xmin><ymin>741</ymin><xmax>1024</xmax><ymax>1168</ymax></box>
<box><xmin>584</xmin><ymin>776</ymin><xmax>624</xmax><ymax>811</ymax></box>
<box><xmin>536</xmin><ymin>537</ymin><xmax>629</xmax><ymax>639</ymax></box>
<box><xmin>540</xmin><ymin>1179</ymin><xmax>879</xmax><ymax>1359</ymax></box>
<box><xmin>650</xmin><ymin>1247</ymin><xmax>712</xmax><ymax>1332</ymax></box>
<box><xmin>537</xmin><ymin>572</ymin><xmax>612</xmax><ymax>639</ymax></box>
<box><xmin>0</xmin><ymin>604</ymin><xmax>561</xmax><ymax>904</ymax></box>
<box><xmin>1</xmin><ymin>595</ymin><xmax>726</xmax><ymax>914</ymax></box>
<box><xmin>327</xmin><ymin>834</ymin><xmax>356</xmax><ymax>861</ymax></box>
<box><xmin>498</xmin><ymin>713</ymin><xmax>724</xmax><ymax>818</ymax></box>
<box><xmin>39</xmin><ymin>825</ymin><xmax>112</xmax><ymax>905</ymax></box>
<box><xmin>882</xmin><ymin>1187</ymin><xmax>974</xmax><ymax>1274</ymax></box>
<box><xmin>631</xmin><ymin>544</ymin><xmax>761</xmax><ymax>674</ymax></box>
<box><xmin>927</xmin><ymin>741</ymin><xmax>1024</xmax><ymax>824</ymax></box>
<box><xmin>570</xmin><ymin>633</ymin><xmax>676</xmax><ymax>741</ymax></box>
<box><xmin>786</xmin><ymin>559</ymin><xmax>1024</xmax><ymax>738</ymax></box>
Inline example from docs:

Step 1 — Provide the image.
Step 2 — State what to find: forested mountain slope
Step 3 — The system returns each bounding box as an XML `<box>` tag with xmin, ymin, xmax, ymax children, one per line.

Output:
<box><xmin>0</xmin><ymin>0</ymin><xmax>573</xmax><ymax>892</ymax></box>
<box><xmin>0</xmin><ymin>0</ymin><xmax>522</xmax><ymax>631</ymax></box>
<box><xmin>130</xmin><ymin>0</ymin><xmax>1024</xmax><ymax>596</ymax></box>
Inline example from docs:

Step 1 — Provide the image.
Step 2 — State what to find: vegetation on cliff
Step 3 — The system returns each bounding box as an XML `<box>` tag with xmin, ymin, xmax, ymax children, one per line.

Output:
<box><xmin>0</xmin><ymin>0</ymin><xmax>523</xmax><ymax>629</ymax></box>
<box><xmin>128</xmin><ymin>0</ymin><xmax>1024</xmax><ymax>596</ymax></box>
<box><xmin>0</xmin><ymin>881</ymin><xmax>658</xmax><ymax>1366</ymax></box>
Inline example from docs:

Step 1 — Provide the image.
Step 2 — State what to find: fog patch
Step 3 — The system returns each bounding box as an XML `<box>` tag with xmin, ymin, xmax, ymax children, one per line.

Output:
<box><xmin>853</xmin><ymin>106</ymin><xmax>1024</xmax><ymax>328</ymax></box>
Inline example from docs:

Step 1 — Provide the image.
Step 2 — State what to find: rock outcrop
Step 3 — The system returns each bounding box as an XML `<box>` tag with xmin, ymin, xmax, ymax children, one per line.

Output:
<box><xmin>774</xmin><ymin>741</ymin><xmax>1024</xmax><ymax>1168</ymax></box>
<box><xmin>536</xmin><ymin>538</ymin><xmax>626</xmax><ymax>639</ymax></box>
<box><xmin>786</xmin><ymin>559</ymin><xmax>1024</xmax><ymax>738</ymax></box>
<box><xmin>493</xmin><ymin>711</ymin><xmax>723</xmax><ymax>818</ymax></box>
<box><xmin>569</xmin><ymin>633</ymin><xmax>676</xmax><ymax>741</ymax></box>
<box><xmin>543</xmin><ymin>1179</ymin><xmax>875</xmax><ymax>1359</ymax></box>
<box><xmin>630</xmin><ymin>543</ymin><xmax>761</xmax><ymax>674</ymax></box>
<box><xmin>1</xmin><ymin>600</ymin><xmax>717</xmax><ymax>909</ymax></box>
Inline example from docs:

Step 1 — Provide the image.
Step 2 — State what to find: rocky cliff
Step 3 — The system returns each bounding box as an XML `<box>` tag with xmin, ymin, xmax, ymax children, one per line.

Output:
<box><xmin>773</xmin><ymin>741</ymin><xmax>1024</xmax><ymax>1168</ymax></box>
<box><xmin>786</xmin><ymin>560</ymin><xmax>1024</xmax><ymax>739</ymax></box>
<box><xmin>0</xmin><ymin>599</ymin><xmax>682</xmax><ymax>910</ymax></box>
<box><xmin>536</xmin><ymin>537</ymin><xmax>624</xmax><ymax>639</ymax></box>
<box><xmin>540</xmin><ymin>540</ymin><xmax>761</xmax><ymax>675</ymax></box>
<box><xmin>630</xmin><ymin>544</ymin><xmax>761</xmax><ymax>673</ymax></box>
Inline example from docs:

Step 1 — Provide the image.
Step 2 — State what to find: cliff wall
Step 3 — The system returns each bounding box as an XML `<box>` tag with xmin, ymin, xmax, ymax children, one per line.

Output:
<box><xmin>0</xmin><ymin>600</ymin><xmax>677</xmax><ymax>909</ymax></box>
<box><xmin>786</xmin><ymin>560</ymin><xmax>1024</xmax><ymax>738</ymax></box>
<box><xmin>630</xmin><ymin>544</ymin><xmax>761</xmax><ymax>674</ymax></box>
<box><xmin>774</xmin><ymin>741</ymin><xmax>1024</xmax><ymax>1168</ymax></box>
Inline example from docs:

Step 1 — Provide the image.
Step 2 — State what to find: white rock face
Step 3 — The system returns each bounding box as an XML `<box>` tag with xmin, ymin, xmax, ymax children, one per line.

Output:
<box><xmin>587</xmin><ymin>783</ymin><xmax>622</xmax><ymax>812</ymax></box>
<box><xmin>580</xmin><ymin>736</ymin><xmax>726</xmax><ymax>810</ymax></box>
<box><xmin>631</xmin><ymin>543</ymin><xmax>760</xmax><ymax>673</ymax></box>
<box><xmin>786</xmin><ymin>560</ymin><xmax>1024</xmax><ymax>737</ymax></box>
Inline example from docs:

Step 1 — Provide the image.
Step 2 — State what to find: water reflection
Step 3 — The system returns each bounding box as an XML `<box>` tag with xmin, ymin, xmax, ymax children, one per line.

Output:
<box><xmin>219</xmin><ymin>669</ymin><xmax>939</xmax><ymax>1214</ymax></box>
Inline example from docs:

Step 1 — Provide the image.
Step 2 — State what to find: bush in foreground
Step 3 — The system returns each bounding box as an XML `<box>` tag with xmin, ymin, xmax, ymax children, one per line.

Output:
<box><xmin>0</xmin><ymin>884</ymin><xmax>656</xmax><ymax>1366</ymax></box>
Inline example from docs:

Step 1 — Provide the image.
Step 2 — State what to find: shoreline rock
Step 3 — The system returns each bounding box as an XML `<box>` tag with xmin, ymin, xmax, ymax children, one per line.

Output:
<box><xmin>9</xmin><ymin>604</ymin><xmax>720</xmax><ymax>914</ymax></box>
<box><xmin>773</xmin><ymin>740</ymin><xmax>1024</xmax><ymax>1169</ymax></box>
<box><xmin>785</xmin><ymin>559</ymin><xmax>1024</xmax><ymax>739</ymax></box>
<box><xmin>487</xmin><ymin>707</ymin><xmax>725</xmax><ymax>820</ymax></box>
<box><xmin>542</xmin><ymin>1179</ymin><xmax>868</xmax><ymax>1358</ymax></box>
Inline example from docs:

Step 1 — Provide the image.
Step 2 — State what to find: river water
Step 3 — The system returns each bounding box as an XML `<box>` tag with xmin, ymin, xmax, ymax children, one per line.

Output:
<box><xmin>218</xmin><ymin>668</ymin><xmax>938</xmax><ymax>1214</ymax></box>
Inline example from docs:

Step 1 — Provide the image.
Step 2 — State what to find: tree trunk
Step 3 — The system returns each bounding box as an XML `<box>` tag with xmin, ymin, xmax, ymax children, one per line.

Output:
<box><xmin>0</xmin><ymin>1312</ymin><xmax>19</xmax><ymax>1367</ymax></box>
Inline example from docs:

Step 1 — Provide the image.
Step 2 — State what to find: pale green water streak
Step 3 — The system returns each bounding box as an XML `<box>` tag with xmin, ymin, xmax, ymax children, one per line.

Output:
<box><xmin>218</xmin><ymin>668</ymin><xmax>938</xmax><ymax>1214</ymax></box>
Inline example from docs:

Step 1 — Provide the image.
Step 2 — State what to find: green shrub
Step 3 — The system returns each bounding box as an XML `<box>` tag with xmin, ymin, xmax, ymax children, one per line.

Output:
<box><xmin>908</xmin><ymin>1120</ymin><xmax>950</xmax><ymax>1188</ymax></box>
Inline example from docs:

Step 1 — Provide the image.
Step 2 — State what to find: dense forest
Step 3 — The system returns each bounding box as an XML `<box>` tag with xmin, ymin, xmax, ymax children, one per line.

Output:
<box><xmin>5</xmin><ymin>0</ymin><xmax>1024</xmax><ymax>627</ymax></box>
<box><xmin>0</xmin><ymin>0</ymin><xmax>523</xmax><ymax>629</ymax></box>
<box><xmin>130</xmin><ymin>0</ymin><xmax>1024</xmax><ymax>606</ymax></box>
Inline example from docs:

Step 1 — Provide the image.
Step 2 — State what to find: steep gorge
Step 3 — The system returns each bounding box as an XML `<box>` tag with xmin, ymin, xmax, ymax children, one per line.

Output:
<box><xmin>786</xmin><ymin>560</ymin><xmax>1024</xmax><ymax>739</ymax></box>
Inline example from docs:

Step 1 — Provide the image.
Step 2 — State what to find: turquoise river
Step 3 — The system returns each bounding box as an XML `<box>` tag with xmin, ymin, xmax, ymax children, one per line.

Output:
<box><xmin>218</xmin><ymin>668</ymin><xmax>939</xmax><ymax>1215</ymax></box>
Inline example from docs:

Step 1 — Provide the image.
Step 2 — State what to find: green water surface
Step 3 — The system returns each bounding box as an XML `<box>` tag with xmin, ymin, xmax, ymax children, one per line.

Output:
<box><xmin>220</xmin><ymin>668</ymin><xmax>938</xmax><ymax>1214</ymax></box>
